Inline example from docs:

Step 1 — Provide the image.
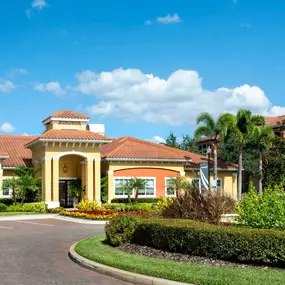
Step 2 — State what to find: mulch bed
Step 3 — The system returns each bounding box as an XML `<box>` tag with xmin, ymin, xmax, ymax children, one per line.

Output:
<box><xmin>119</xmin><ymin>243</ymin><xmax>283</xmax><ymax>270</ymax></box>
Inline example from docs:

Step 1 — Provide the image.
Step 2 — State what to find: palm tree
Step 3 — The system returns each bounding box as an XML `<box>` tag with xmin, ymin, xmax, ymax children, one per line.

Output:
<box><xmin>14</xmin><ymin>166</ymin><xmax>41</xmax><ymax>203</ymax></box>
<box><xmin>117</xmin><ymin>180</ymin><xmax>133</xmax><ymax>203</ymax></box>
<box><xmin>3</xmin><ymin>177</ymin><xmax>19</xmax><ymax>204</ymax></box>
<box><xmin>194</xmin><ymin>112</ymin><xmax>236</xmax><ymax>187</ymax></box>
<box><xmin>252</xmin><ymin>126</ymin><xmax>275</xmax><ymax>194</ymax></box>
<box><xmin>221</xmin><ymin>110</ymin><xmax>265</xmax><ymax>200</ymax></box>
<box><xmin>130</xmin><ymin>178</ymin><xmax>148</xmax><ymax>201</ymax></box>
<box><xmin>166</xmin><ymin>176</ymin><xmax>191</xmax><ymax>197</ymax></box>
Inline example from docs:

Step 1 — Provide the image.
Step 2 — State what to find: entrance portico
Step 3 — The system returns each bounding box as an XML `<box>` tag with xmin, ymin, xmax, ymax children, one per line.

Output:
<box><xmin>25</xmin><ymin>111</ymin><xmax>111</xmax><ymax>208</ymax></box>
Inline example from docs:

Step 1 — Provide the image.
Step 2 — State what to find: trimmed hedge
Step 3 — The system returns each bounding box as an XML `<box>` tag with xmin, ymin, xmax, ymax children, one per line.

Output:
<box><xmin>0</xmin><ymin>203</ymin><xmax>7</xmax><ymax>212</ymax></box>
<box><xmin>111</xmin><ymin>198</ymin><xmax>159</xmax><ymax>204</ymax></box>
<box><xmin>0</xmin><ymin>198</ymin><xmax>13</xmax><ymax>206</ymax></box>
<box><xmin>6</xmin><ymin>202</ymin><xmax>47</xmax><ymax>213</ymax></box>
<box><xmin>103</xmin><ymin>203</ymin><xmax>156</xmax><ymax>212</ymax></box>
<box><xmin>133</xmin><ymin>218</ymin><xmax>285</xmax><ymax>265</ymax></box>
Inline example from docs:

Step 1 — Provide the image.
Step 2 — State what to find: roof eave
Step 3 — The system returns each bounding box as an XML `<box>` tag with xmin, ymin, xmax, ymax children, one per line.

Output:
<box><xmin>26</xmin><ymin>138</ymin><xmax>112</xmax><ymax>148</ymax></box>
<box><xmin>104</xmin><ymin>157</ymin><xmax>192</xmax><ymax>163</ymax></box>
<box><xmin>42</xmin><ymin>117</ymin><xmax>90</xmax><ymax>125</ymax></box>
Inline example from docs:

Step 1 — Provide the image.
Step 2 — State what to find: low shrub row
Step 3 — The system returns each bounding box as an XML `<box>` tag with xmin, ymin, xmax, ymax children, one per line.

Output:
<box><xmin>103</xmin><ymin>203</ymin><xmax>156</xmax><ymax>212</ymax></box>
<box><xmin>0</xmin><ymin>198</ymin><xmax>13</xmax><ymax>206</ymax></box>
<box><xmin>5</xmin><ymin>202</ymin><xmax>47</xmax><ymax>213</ymax></box>
<box><xmin>132</xmin><ymin>218</ymin><xmax>285</xmax><ymax>265</ymax></box>
<box><xmin>111</xmin><ymin>198</ymin><xmax>159</xmax><ymax>204</ymax></box>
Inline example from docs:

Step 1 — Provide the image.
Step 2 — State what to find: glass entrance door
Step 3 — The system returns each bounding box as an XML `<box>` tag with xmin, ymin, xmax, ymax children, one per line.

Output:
<box><xmin>59</xmin><ymin>180</ymin><xmax>74</xmax><ymax>208</ymax></box>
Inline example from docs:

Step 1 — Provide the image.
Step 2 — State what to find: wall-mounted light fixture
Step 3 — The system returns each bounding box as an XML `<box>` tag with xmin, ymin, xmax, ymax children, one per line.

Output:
<box><xmin>63</xmin><ymin>164</ymin><xmax>68</xmax><ymax>173</ymax></box>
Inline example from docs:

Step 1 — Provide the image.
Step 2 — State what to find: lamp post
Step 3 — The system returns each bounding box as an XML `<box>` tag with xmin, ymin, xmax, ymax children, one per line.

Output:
<box><xmin>207</xmin><ymin>146</ymin><xmax>211</xmax><ymax>191</ymax></box>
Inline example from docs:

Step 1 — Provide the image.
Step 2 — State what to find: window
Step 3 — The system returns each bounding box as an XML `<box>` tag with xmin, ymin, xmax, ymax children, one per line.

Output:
<box><xmin>165</xmin><ymin>177</ymin><xmax>176</xmax><ymax>197</ymax></box>
<box><xmin>191</xmin><ymin>178</ymin><xmax>200</xmax><ymax>188</ymax></box>
<box><xmin>217</xmin><ymin>178</ymin><xmax>223</xmax><ymax>189</ymax></box>
<box><xmin>114</xmin><ymin>178</ymin><xmax>134</xmax><ymax>196</ymax></box>
<box><xmin>2</xmin><ymin>188</ymin><xmax>9</xmax><ymax>196</ymax></box>
<box><xmin>114</xmin><ymin>177</ymin><xmax>155</xmax><ymax>197</ymax></box>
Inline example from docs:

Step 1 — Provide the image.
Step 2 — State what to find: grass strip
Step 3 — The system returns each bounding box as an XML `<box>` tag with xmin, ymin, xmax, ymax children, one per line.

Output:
<box><xmin>0</xmin><ymin>212</ymin><xmax>44</xmax><ymax>216</ymax></box>
<box><xmin>75</xmin><ymin>235</ymin><xmax>285</xmax><ymax>285</ymax></box>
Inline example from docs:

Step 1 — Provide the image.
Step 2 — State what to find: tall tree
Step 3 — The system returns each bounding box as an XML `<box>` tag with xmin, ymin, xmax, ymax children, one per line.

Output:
<box><xmin>252</xmin><ymin>126</ymin><xmax>275</xmax><ymax>194</ymax></box>
<box><xmin>165</xmin><ymin>132</ymin><xmax>179</xmax><ymax>148</ymax></box>
<box><xmin>194</xmin><ymin>112</ymin><xmax>236</xmax><ymax>186</ymax></box>
<box><xmin>221</xmin><ymin>110</ymin><xmax>264</xmax><ymax>200</ymax></box>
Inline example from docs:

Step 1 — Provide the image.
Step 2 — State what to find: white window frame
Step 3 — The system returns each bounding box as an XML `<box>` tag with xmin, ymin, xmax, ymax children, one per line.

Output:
<box><xmin>165</xmin><ymin>177</ymin><xmax>177</xmax><ymax>197</ymax></box>
<box><xmin>2</xmin><ymin>177</ymin><xmax>12</xmax><ymax>198</ymax></box>
<box><xmin>191</xmin><ymin>178</ymin><xmax>223</xmax><ymax>191</ymax></box>
<box><xmin>113</xmin><ymin>176</ymin><xmax>156</xmax><ymax>198</ymax></box>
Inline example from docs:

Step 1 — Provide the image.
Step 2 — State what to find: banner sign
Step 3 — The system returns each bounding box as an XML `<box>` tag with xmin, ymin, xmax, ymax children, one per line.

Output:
<box><xmin>200</xmin><ymin>162</ymin><xmax>209</xmax><ymax>191</ymax></box>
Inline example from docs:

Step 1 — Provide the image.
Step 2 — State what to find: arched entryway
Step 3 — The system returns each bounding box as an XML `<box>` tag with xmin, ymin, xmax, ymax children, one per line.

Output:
<box><xmin>58</xmin><ymin>154</ymin><xmax>85</xmax><ymax>208</ymax></box>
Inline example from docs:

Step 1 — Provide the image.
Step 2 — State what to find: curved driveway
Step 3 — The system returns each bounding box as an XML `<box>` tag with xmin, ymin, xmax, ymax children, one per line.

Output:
<box><xmin>0</xmin><ymin>218</ymin><xmax>134</xmax><ymax>285</ymax></box>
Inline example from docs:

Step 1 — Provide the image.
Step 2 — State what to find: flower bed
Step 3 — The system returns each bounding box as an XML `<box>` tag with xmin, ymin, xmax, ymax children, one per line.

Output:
<box><xmin>60</xmin><ymin>209</ymin><xmax>156</xmax><ymax>220</ymax></box>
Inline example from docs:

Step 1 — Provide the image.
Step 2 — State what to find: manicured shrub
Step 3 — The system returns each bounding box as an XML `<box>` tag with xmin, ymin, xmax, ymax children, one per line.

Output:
<box><xmin>0</xmin><ymin>203</ymin><xmax>7</xmax><ymax>212</ymax></box>
<box><xmin>111</xmin><ymin>198</ymin><xmax>159</xmax><ymax>204</ymax></box>
<box><xmin>0</xmin><ymin>198</ymin><xmax>13</xmax><ymax>206</ymax></box>
<box><xmin>103</xmin><ymin>203</ymin><xmax>156</xmax><ymax>212</ymax></box>
<box><xmin>133</xmin><ymin>218</ymin><xmax>285</xmax><ymax>265</ymax></box>
<box><xmin>48</xmin><ymin>207</ymin><xmax>64</xmax><ymax>213</ymax></box>
<box><xmin>77</xmin><ymin>196</ymin><xmax>101</xmax><ymax>211</ymax></box>
<box><xmin>161</xmin><ymin>189</ymin><xmax>235</xmax><ymax>224</ymax></box>
<box><xmin>6</xmin><ymin>202</ymin><xmax>47</xmax><ymax>213</ymax></box>
<box><xmin>105</xmin><ymin>214</ymin><xmax>139</xmax><ymax>247</ymax></box>
<box><xmin>236</xmin><ymin>183</ymin><xmax>285</xmax><ymax>229</ymax></box>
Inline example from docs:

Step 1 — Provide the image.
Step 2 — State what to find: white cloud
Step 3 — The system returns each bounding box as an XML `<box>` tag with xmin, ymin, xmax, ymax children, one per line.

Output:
<box><xmin>70</xmin><ymin>68</ymin><xmax>285</xmax><ymax>126</ymax></box>
<box><xmin>0</xmin><ymin>79</ymin><xmax>15</xmax><ymax>92</ymax></box>
<box><xmin>34</xmin><ymin>81</ymin><xmax>65</xmax><ymax>96</ymax></box>
<box><xmin>153</xmin><ymin>136</ymin><xmax>166</xmax><ymax>144</ymax></box>
<box><xmin>22</xmin><ymin>133</ymin><xmax>29</xmax><ymax>136</ymax></box>
<box><xmin>240</xmin><ymin>23</ymin><xmax>251</xmax><ymax>28</ymax></box>
<box><xmin>157</xmin><ymin>13</ymin><xmax>182</xmax><ymax>24</ymax></box>
<box><xmin>32</xmin><ymin>0</ymin><xmax>48</xmax><ymax>10</ymax></box>
<box><xmin>145</xmin><ymin>20</ymin><xmax>152</xmax><ymax>25</ymax></box>
<box><xmin>0</xmin><ymin>123</ymin><xmax>15</xmax><ymax>133</ymax></box>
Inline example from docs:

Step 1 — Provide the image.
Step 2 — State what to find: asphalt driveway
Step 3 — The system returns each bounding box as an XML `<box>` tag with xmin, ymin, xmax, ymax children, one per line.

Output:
<box><xmin>0</xmin><ymin>218</ymin><xmax>134</xmax><ymax>285</ymax></box>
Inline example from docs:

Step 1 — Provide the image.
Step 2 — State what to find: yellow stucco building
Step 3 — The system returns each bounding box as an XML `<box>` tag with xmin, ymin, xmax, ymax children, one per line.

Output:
<box><xmin>0</xmin><ymin>110</ymin><xmax>238</xmax><ymax>208</ymax></box>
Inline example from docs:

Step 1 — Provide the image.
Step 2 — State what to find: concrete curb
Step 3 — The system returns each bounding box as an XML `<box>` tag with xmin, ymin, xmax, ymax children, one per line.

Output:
<box><xmin>0</xmin><ymin>213</ymin><xmax>58</xmax><ymax>221</ymax></box>
<box><xmin>55</xmin><ymin>216</ymin><xmax>107</xmax><ymax>225</ymax></box>
<box><xmin>69</xmin><ymin>242</ymin><xmax>194</xmax><ymax>285</ymax></box>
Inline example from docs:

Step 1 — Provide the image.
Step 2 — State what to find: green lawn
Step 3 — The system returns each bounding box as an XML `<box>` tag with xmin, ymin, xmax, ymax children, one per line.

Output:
<box><xmin>0</xmin><ymin>212</ymin><xmax>44</xmax><ymax>216</ymax></box>
<box><xmin>76</xmin><ymin>235</ymin><xmax>285</xmax><ymax>285</ymax></box>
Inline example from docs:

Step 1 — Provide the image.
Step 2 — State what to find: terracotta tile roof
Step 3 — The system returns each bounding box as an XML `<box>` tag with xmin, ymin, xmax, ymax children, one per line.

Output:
<box><xmin>42</xmin><ymin>110</ymin><xmax>90</xmax><ymax>122</ymax></box>
<box><xmin>264</xmin><ymin>115</ymin><xmax>285</xmax><ymax>127</ymax></box>
<box><xmin>0</xmin><ymin>136</ymin><xmax>36</xmax><ymax>167</ymax></box>
<box><xmin>0</xmin><ymin>151</ymin><xmax>9</xmax><ymax>157</ymax></box>
<box><xmin>101</xmin><ymin>136</ymin><xmax>237</xmax><ymax>169</ymax></box>
<box><xmin>26</xmin><ymin>129</ymin><xmax>112</xmax><ymax>146</ymax></box>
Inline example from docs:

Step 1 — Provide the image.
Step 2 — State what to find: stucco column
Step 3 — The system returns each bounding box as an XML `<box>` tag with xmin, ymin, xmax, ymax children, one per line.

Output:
<box><xmin>86</xmin><ymin>158</ymin><xmax>94</xmax><ymax>201</ymax></box>
<box><xmin>0</xmin><ymin>163</ymin><xmax>3</xmax><ymax>198</ymax></box>
<box><xmin>43</xmin><ymin>158</ymin><xmax>52</xmax><ymax>202</ymax></box>
<box><xmin>107</xmin><ymin>170</ymin><xmax>114</xmax><ymax>203</ymax></box>
<box><xmin>94</xmin><ymin>157</ymin><xmax>101</xmax><ymax>203</ymax></box>
<box><xmin>80</xmin><ymin>161</ymin><xmax>86</xmax><ymax>198</ymax></box>
<box><xmin>52</xmin><ymin>158</ymin><xmax>59</xmax><ymax>203</ymax></box>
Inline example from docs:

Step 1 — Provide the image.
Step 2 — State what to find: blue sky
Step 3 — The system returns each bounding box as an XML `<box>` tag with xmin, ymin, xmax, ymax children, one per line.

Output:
<box><xmin>0</xmin><ymin>0</ymin><xmax>285</xmax><ymax>142</ymax></box>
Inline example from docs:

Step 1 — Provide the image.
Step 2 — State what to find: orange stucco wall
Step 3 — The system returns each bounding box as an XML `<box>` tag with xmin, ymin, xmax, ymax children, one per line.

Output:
<box><xmin>114</xmin><ymin>168</ymin><xmax>179</xmax><ymax>198</ymax></box>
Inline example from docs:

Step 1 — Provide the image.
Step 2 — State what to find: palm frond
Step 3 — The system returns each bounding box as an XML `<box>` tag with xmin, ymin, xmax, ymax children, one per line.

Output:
<box><xmin>196</xmin><ymin>112</ymin><xmax>215</xmax><ymax>131</ymax></box>
<box><xmin>194</xmin><ymin>126</ymin><xmax>211</xmax><ymax>139</ymax></box>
